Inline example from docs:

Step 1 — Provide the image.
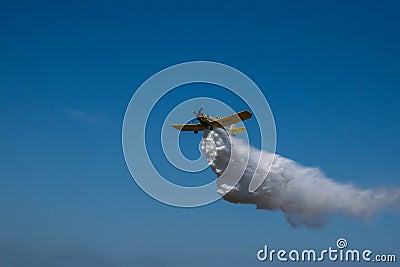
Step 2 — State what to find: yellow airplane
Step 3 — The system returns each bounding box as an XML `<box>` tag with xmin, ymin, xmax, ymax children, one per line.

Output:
<box><xmin>170</xmin><ymin>107</ymin><xmax>252</xmax><ymax>134</ymax></box>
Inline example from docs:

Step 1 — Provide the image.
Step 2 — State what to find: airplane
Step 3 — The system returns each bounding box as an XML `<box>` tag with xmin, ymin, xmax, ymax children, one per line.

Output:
<box><xmin>170</xmin><ymin>107</ymin><xmax>252</xmax><ymax>134</ymax></box>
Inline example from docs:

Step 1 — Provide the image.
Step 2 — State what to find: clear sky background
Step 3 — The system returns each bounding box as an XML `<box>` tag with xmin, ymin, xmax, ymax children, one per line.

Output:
<box><xmin>1</xmin><ymin>1</ymin><xmax>399</xmax><ymax>266</ymax></box>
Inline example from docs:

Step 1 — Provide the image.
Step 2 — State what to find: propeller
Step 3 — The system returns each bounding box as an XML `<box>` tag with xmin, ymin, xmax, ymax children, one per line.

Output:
<box><xmin>192</xmin><ymin>106</ymin><xmax>204</xmax><ymax>119</ymax></box>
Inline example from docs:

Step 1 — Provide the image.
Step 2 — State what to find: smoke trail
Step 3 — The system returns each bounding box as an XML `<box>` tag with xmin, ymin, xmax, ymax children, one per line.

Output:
<box><xmin>201</xmin><ymin>128</ymin><xmax>400</xmax><ymax>228</ymax></box>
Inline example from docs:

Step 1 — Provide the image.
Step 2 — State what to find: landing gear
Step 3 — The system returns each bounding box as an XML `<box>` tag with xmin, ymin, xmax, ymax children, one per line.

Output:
<box><xmin>194</xmin><ymin>130</ymin><xmax>199</xmax><ymax>134</ymax></box>
<box><xmin>209</xmin><ymin>126</ymin><xmax>213</xmax><ymax>131</ymax></box>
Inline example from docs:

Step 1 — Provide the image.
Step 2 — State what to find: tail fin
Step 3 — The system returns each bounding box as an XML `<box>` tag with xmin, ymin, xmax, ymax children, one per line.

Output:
<box><xmin>229</xmin><ymin>124</ymin><xmax>246</xmax><ymax>136</ymax></box>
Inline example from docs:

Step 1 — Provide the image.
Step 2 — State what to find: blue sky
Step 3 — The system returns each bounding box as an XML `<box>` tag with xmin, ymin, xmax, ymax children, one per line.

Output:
<box><xmin>1</xmin><ymin>0</ymin><xmax>399</xmax><ymax>266</ymax></box>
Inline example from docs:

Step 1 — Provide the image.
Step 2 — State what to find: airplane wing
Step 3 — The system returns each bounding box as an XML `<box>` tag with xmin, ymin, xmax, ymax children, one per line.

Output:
<box><xmin>170</xmin><ymin>123</ymin><xmax>205</xmax><ymax>131</ymax></box>
<box><xmin>213</xmin><ymin>110</ymin><xmax>252</xmax><ymax>126</ymax></box>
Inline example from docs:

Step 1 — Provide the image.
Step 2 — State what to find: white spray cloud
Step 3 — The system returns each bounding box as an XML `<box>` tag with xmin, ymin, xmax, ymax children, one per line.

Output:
<box><xmin>201</xmin><ymin>128</ymin><xmax>400</xmax><ymax>228</ymax></box>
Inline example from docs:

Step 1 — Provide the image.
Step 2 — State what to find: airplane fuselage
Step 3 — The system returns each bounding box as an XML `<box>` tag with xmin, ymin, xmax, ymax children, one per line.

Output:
<box><xmin>196</xmin><ymin>115</ymin><xmax>220</xmax><ymax>129</ymax></box>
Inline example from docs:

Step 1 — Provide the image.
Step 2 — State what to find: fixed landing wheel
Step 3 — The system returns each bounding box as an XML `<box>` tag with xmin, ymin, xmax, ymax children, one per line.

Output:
<box><xmin>194</xmin><ymin>130</ymin><xmax>199</xmax><ymax>134</ymax></box>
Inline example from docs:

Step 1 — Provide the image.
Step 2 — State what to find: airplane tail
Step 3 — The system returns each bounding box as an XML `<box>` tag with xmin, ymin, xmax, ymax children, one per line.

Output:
<box><xmin>229</xmin><ymin>124</ymin><xmax>246</xmax><ymax>136</ymax></box>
